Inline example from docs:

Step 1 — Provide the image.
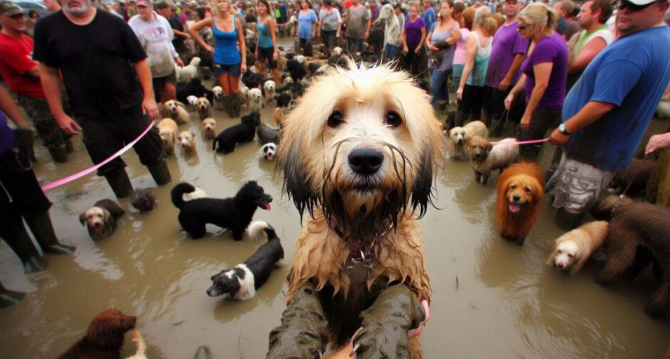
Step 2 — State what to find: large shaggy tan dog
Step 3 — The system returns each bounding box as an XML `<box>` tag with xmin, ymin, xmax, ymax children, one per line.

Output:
<box><xmin>495</xmin><ymin>161</ymin><xmax>544</xmax><ymax>245</ymax></box>
<box><xmin>277</xmin><ymin>61</ymin><xmax>444</xmax><ymax>357</ymax></box>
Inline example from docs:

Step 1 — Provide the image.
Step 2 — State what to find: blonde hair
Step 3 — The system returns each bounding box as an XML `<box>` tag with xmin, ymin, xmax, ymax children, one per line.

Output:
<box><xmin>518</xmin><ymin>3</ymin><xmax>558</xmax><ymax>29</ymax></box>
<box><xmin>209</xmin><ymin>0</ymin><xmax>230</xmax><ymax>17</ymax></box>
<box><xmin>409</xmin><ymin>1</ymin><xmax>420</xmax><ymax>12</ymax></box>
<box><xmin>474</xmin><ymin>6</ymin><xmax>496</xmax><ymax>36</ymax></box>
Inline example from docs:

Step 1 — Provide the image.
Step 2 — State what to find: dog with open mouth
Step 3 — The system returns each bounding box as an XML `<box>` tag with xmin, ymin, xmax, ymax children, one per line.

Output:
<box><xmin>496</xmin><ymin>161</ymin><xmax>544</xmax><ymax>245</ymax></box>
<box><xmin>79</xmin><ymin>199</ymin><xmax>125</xmax><ymax>240</ymax></box>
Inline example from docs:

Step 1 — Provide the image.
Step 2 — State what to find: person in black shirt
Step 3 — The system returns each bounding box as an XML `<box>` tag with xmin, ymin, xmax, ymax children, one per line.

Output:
<box><xmin>155</xmin><ymin>1</ymin><xmax>190</xmax><ymax>59</ymax></box>
<box><xmin>34</xmin><ymin>0</ymin><xmax>171</xmax><ymax>198</ymax></box>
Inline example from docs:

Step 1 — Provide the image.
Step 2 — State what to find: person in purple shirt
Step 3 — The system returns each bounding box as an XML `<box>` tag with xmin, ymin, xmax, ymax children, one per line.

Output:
<box><xmin>482</xmin><ymin>0</ymin><xmax>528</xmax><ymax>136</ymax></box>
<box><xmin>504</xmin><ymin>3</ymin><xmax>567</xmax><ymax>161</ymax></box>
<box><xmin>401</xmin><ymin>2</ymin><xmax>426</xmax><ymax>77</ymax></box>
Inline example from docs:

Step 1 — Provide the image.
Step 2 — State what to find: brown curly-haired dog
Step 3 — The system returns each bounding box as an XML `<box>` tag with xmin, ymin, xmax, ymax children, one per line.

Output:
<box><xmin>495</xmin><ymin>161</ymin><xmax>544</xmax><ymax>245</ymax></box>
<box><xmin>277</xmin><ymin>60</ymin><xmax>444</xmax><ymax>357</ymax></box>
<box><xmin>590</xmin><ymin>195</ymin><xmax>670</xmax><ymax>318</ymax></box>
<box><xmin>57</xmin><ymin>309</ymin><xmax>137</xmax><ymax>359</ymax></box>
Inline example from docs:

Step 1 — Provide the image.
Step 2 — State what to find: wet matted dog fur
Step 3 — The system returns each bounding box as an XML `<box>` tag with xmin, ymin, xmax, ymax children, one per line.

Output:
<box><xmin>276</xmin><ymin>60</ymin><xmax>444</xmax><ymax>357</ymax></box>
<box><xmin>57</xmin><ymin>309</ymin><xmax>137</xmax><ymax>359</ymax></box>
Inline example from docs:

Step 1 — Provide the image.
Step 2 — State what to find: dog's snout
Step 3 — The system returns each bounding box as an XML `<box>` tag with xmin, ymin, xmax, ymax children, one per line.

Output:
<box><xmin>348</xmin><ymin>148</ymin><xmax>383</xmax><ymax>176</ymax></box>
<box><xmin>513</xmin><ymin>194</ymin><xmax>521</xmax><ymax>202</ymax></box>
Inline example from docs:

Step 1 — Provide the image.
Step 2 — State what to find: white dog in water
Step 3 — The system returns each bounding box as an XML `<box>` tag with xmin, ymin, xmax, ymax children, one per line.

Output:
<box><xmin>157</xmin><ymin>118</ymin><xmax>178</xmax><ymax>154</ymax></box>
<box><xmin>263</xmin><ymin>80</ymin><xmax>277</xmax><ymax>108</ymax></box>
<box><xmin>196</xmin><ymin>97</ymin><xmax>212</xmax><ymax>120</ymax></box>
<box><xmin>176</xmin><ymin>57</ymin><xmax>200</xmax><ymax>81</ymax></box>
<box><xmin>448</xmin><ymin>121</ymin><xmax>488</xmax><ymax>161</ymax></box>
<box><xmin>247</xmin><ymin>88</ymin><xmax>263</xmax><ymax>112</ymax></box>
<box><xmin>547</xmin><ymin>221</ymin><xmax>609</xmax><ymax>275</ymax></box>
<box><xmin>164</xmin><ymin>100</ymin><xmax>191</xmax><ymax>125</ymax></box>
<box><xmin>178</xmin><ymin>131</ymin><xmax>197</xmax><ymax>155</ymax></box>
<box><xmin>202</xmin><ymin>117</ymin><xmax>217</xmax><ymax>139</ymax></box>
<box><xmin>212</xmin><ymin>86</ymin><xmax>224</xmax><ymax>110</ymax></box>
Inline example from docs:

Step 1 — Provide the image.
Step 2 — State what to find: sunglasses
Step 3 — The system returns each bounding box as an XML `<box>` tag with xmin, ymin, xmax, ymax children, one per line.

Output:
<box><xmin>10</xmin><ymin>13</ymin><xmax>25</xmax><ymax>19</ymax></box>
<box><xmin>617</xmin><ymin>0</ymin><xmax>658</xmax><ymax>11</ymax></box>
<box><xmin>517</xmin><ymin>24</ymin><xmax>529</xmax><ymax>30</ymax></box>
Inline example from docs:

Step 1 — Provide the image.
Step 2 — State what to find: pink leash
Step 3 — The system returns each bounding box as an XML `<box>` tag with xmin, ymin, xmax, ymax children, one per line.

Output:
<box><xmin>490</xmin><ymin>137</ymin><xmax>550</xmax><ymax>146</ymax></box>
<box><xmin>40</xmin><ymin>121</ymin><xmax>155</xmax><ymax>191</ymax></box>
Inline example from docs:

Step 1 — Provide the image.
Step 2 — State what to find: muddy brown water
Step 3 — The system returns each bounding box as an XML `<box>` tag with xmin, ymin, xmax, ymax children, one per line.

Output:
<box><xmin>2</xmin><ymin>86</ymin><xmax>670</xmax><ymax>357</ymax></box>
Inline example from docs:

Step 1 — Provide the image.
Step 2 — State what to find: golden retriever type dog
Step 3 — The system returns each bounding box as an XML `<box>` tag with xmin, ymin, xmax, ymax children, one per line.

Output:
<box><xmin>447</xmin><ymin>120</ymin><xmax>488</xmax><ymax>161</ymax></box>
<box><xmin>547</xmin><ymin>221</ymin><xmax>609</xmax><ymax>275</ymax></box>
<box><xmin>202</xmin><ymin>117</ymin><xmax>218</xmax><ymax>139</ymax></box>
<box><xmin>276</xmin><ymin>61</ymin><xmax>443</xmax><ymax>357</ymax></box>
<box><xmin>495</xmin><ymin>161</ymin><xmax>544</xmax><ymax>245</ymax></box>
<box><xmin>157</xmin><ymin>118</ymin><xmax>178</xmax><ymax>155</ymax></box>
<box><xmin>57</xmin><ymin>309</ymin><xmax>137</xmax><ymax>359</ymax></box>
<box><xmin>178</xmin><ymin>131</ymin><xmax>197</xmax><ymax>155</ymax></box>
<box><xmin>196</xmin><ymin>97</ymin><xmax>212</xmax><ymax>120</ymax></box>
<box><xmin>164</xmin><ymin>100</ymin><xmax>191</xmax><ymax>125</ymax></box>
<box><xmin>467</xmin><ymin>136</ymin><xmax>519</xmax><ymax>185</ymax></box>
<box><xmin>79</xmin><ymin>199</ymin><xmax>125</xmax><ymax>240</ymax></box>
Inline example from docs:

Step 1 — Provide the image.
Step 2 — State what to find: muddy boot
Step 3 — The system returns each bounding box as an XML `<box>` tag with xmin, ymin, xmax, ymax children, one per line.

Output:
<box><xmin>352</xmin><ymin>285</ymin><xmax>425</xmax><ymax>359</ymax></box>
<box><xmin>47</xmin><ymin>145</ymin><xmax>68</xmax><ymax>163</ymax></box>
<box><xmin>1</xmin><ymin>226</ymin><xmax>47</xmax><ymax>274</ymax></box>
<box><xmin>555</xmin><ymin>209</ymin><xmax>584</xmax><ymax>231</ymax></box>
<box><xmin>105</xmin><ymin>170</ymin><xmax>134</xmax><ymax>199</ymax></box>
<box><xmin>24</xmin><ymin>212</ymin><xmax>75</xmax><ymax>255</ymax></box>
<box><xmin>230</xmin><ymin>93</ymin><xmax>242</xmax><ymax>118</ymax></box>
<box><xmin>0</xmin><ymin>280</ymin><xmax>25</xmax><ymax>308</ymax></box>
<box><xmin>222</xmin><ymin>95</ymin><xmax>234</xmax><ymax>118</ymax></box>
<box><xmin>147</xmin><ymin>160</ymin><xmax>171</xmax><ymax>186</ymax></box>
<box><xmin>65</xmin><ymin>139</ymin><xmax>75</xmax><ymax>153</ymax></box>
<box><xmin>266</xmin><ymin>283</ymin><xmax>329</xmax><ymax>359</ymax></box>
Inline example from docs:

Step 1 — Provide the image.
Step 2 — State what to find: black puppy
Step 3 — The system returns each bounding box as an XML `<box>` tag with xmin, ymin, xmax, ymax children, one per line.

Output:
<box><xmin>286</xmin><ymin>59</ymin><xmax>307</xmax><ymax>83</ymax></box>
<box><xmin>176</xmin><ymin>77</ymin><xmax>214</xmax><ymax>103</ymax></box>
<box><xmin>242</xmin><ymin>71</ymin><xmax>265</xmax><ymax>89</ymax></box>
<box><xmin>274</xmin><ymin>93</ymin><xmax>292</xmax><ymax>108</ymax></box>
<box><xmin>171</xmin><ymin>181</ymin><xmax>272</xmax><ymax>240</ymax></box>
<box><xmin>206</xmin><ymin>221</ymin><xmax>285</xmax><ymax>300</ymax></box>
<box><xmin>212</xmin><ymin>111</ymin><xmax>261</xmax><ymax>153</ymax></box>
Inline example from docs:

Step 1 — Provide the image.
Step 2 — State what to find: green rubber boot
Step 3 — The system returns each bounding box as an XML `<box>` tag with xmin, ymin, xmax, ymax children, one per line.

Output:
<box><xmin>147</xmin><ymin>160</ymin><xmax>171</xmax><ymax>186</ymax></box>
<box><xmin>1</xmin><ymin>226</ymin><xmax>47</xmax><ymax>274</ymax></box>
<box><xmin>105</xmin><ymin>170</ymin><xmax>134</xmax><ymax>199</ymax></box>
<box><xmin>222</xmin><ymin>95</ymin><xmax>234</xmax><ymax>118</ymax></box>
<box><xmin>24</xmin><ymin>211</ymin><xmax>76</xmax><ymax>255</ymax></box>
<box><xmin>47</xmin><ymin>145</ymin><xmax>68</xmax><ymax>163</ymax></box>
<box><xmin>0</xmin><ymin>280</ymin><xmax>25</xmax><ymax>308</ymax></box>
<box><xmin>230</xmin><ymin>93</ymin><xmax>242</xmax><ymax>118</ymax></box>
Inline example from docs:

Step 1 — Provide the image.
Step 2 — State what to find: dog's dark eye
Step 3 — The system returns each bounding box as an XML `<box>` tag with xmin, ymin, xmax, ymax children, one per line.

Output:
<box><xmin>327</xmin><ymin>111</ymin><xmax>344</xmax><ymax>128</ymax></box>
<box><xmin>385</xmin><ymin>111</ymin><xmax>402</xmax><ymax>127</ymax></box>
<box><xmin>511</xmin><ymin>184</ymin><xmax>517</xmax><ymax>190</ymax></box>
<box><xmin>525</xmin><ymin>187</ymin><xmax>531</xmax><ymax>193</ymax></box>
<box><xmin>568</xmin><ymin>253</ymin><xmax>574</xmax><ymax>258</ymax></box>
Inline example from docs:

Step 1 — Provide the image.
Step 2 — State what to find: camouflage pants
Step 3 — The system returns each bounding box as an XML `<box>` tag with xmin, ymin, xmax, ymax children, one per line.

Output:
<box><xmin>17</xmin><ymin>96</ymin><xmax>70</xmax><ymax>150</ymax></box>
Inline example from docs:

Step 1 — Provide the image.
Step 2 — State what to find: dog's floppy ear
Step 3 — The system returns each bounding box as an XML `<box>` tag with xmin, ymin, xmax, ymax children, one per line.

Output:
<box><xmin>170</xmin><ymin>132</ymin><xmax>177</xmax><ymax>146</ymax></box>
<box><xmin>79</xmin><ymin>212</ymin><xmax>87</xmax><ymax>226</ymax></box>
<box><xmin>486</xmin><ymin>142</ymin><xmax>493</xmax><ymax>153</ymax></box>
<box><xmin>411</xmin><ymin>150</ymin><xmax>435</xmax><ymax>219</ymax></box>
<box><xmin>281</xmin><ymin>143</ymin><xmax>319</xmax><ymax>219</ymax></box>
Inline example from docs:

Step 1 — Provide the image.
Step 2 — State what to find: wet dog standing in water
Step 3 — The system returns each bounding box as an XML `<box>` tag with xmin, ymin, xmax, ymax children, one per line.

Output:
<box><xmin>272</xmin><ymin>60</ymin><xmax>444</xmax><ymax>358</ymax></box>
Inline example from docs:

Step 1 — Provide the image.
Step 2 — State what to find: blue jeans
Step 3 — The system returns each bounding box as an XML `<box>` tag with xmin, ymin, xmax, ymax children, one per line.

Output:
<box><xmin>430</xmin><ymin>67</ymin><xmax>452</xmax><ymax>109</ymax></box>
<box><xmin>384</xmin><ymin>44</ymin><xmax>401</xmax><ymax>63</ymax></box>
<box><xmin>346</xmin><ymin>37</ymin><xmax>364</xmax><ymax>54</ymax></box>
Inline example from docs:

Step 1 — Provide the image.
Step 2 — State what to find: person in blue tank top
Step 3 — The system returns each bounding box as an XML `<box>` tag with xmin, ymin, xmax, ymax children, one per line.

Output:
<box><xmin>190</xmin><ymin>0</ymin><xmax>247</xmax><ymax>118</ymax></box>
<box><xmin>256</xmin><ymin>0</ymin><xmax>280</xmax><ymax>84</ymax></box>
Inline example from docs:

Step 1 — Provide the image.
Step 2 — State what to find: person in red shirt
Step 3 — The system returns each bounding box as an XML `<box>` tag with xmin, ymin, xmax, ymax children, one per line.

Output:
<box><xmin>0</xmin><ymin>2</ymin><xmax>72</xmax><ymax>163</ymax></box>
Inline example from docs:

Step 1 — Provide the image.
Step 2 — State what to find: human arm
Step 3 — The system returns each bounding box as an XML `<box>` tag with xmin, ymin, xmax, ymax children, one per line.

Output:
<box><xmin>38</xmin><ymin>63</ymin><xmax>81</xmax><ymax>135</ymax></box>
<box><xmin>457</xmin><ymin>35</ymin><xmax>477</xmax><ymax>99</ymax></box>
<box><xmin>549</xmin><ymin>101</ymin><xmax>615</xmax><ymax>145</ymax></box>
<box><xmin>312</xmin><ymin>11</ymin><xmax>317</xmax><ymax>38</ymax></box>
<box><xmin>0</xmin><ymin>85</ymin><xmax>30</xmax><ymax>130</ymax></box>
<box><xmin>401</xmin><ymin>26</ymin><xmax>408</xmax><ymax>52</ymax></box>
<box><xmin>132</xmin><ymin>59</ymin><xmax>158</xmax><ymax>119</ymax></box>
<box><xmin>236</xmin><ymin>18</ymin><xmax>247</xmax><ymax>73</ymax></box>
<box><xmin>415</xmin><ymin>23</ymin><xmax>426</xmax><ymax>53</ymax></box>
<box><xmin>269</xmin><ymin>18</ymin><xmax>279</xmax><ymax>60</ymax></box>
<box><xmin>364</xmin><ymin>17</ymin><xmax>371</xmax><ymax>39</ymax></box>
<box><xmin>499</xmin><ymin>53</ymin><xmax>524</xmax><ymax>91</ymax></box>
<box><xmin>173</xmin><ymin>28</ymin><xmax>191</xmax><ymax>39</ymax></box>
<box><xmin>568</xmin><ymin>37</ymin><xmax>606</xmax><ymax>74</ymax></box>
<box><xmin>317</xmin><ymin>10</ymin><xmax>323</xmax><ymax>36</ymax></box>
<box><xmin>188</xmin><ymin>17</ymin><xmax>215</xmax><ymax>52</ymax></box>
<box><xmin>518</xmin><ymin>62</ymin><xmax>553</xmax><ymax>130</ymax></box>
<box><xmin>646</xmin><ymin>133</ymin><xmax>670</xmax><ymax>154</ymax></box>
<box><xmin>504</xmin><ymin>73</ymin><xmax>526</xmax><ymax>110</ymax></box>
<box><xmin>426</xmin><ymin>28</ymin><xmax>436</xmax><ymax>52</ymax></box>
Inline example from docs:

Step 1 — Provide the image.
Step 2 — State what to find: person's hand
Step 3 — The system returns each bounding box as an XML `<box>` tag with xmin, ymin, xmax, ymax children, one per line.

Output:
<box><xmin>175</xmin><ymin>57</ymin><xmax>185</xmax><ymax>68</ymax></box>
<box><xmin>504</xmin><ymin>93</ymin><xmax>514</xmax><ymax>111</ymax></box>
<box><xmin>408</xmin><ymin>300</ymin><xmax>430</xmax><ymax>339</ymax></box>
<box><xmin>55</xmin><ymin>114</ymin><xmax>82</xmax><ymax>135</ymax></box>
<box><xmin>273</xmin><ymin>51</ymin><xmax>278</xmax><ymax>60</ymax></box>
<box><xmin>241</xmin><ymin>62</ymin><xmax>247</xmax><ymax>74</ymax></box>
<box><xmin>429</xmin><ymin>44</ymin><xmax>438</xmax><ymax>52</ymax></box>
<box><xmin>402</xmin><ymin>45</ymin><xmax>409</xmax><ymax>54</ymax></box>
<box><xmin>645</xmin><ymin>133</ymin><xmax>670</xmax><ymax>154</ymax></box>
<box><xmin>456</xmin><ymin>86</ymin><xmax>463</xmax><ymax>100</ymax></box>
<box><xmin>183</xmin><ymin>33</ymin><xmax>191</xmax><ymax>40</ymax></box>
<box><xmin>549</xmin><ymin>128</ymin><xmax>570</xmax><ymax>146</ymax></box>
<box><xmin>142</xmin><ymin>97</ymin><xmax>159</xmax><ymax>120</ymax></box>
<box><xmin>520</xmin><ymin>113</ymin><xmax>531</xmax><ymax>131</ymax></box>
<box><xmin>204</xmin><ymin>44</ymin><xmax>214</xmax><ymax>53</ymax></box>
<box><xmin>317</xmin><ymin>31</ymin><xmax>321</xmax><ymax>38</ymax></box>
<box><xmin>498</xmin><ymin>77</ymin><xmax>511</xmax><ymax>91</ymax></box>
<box><xmin>414</xmin><ymin>46</ymin><xmax>421</xmax><ymax>54</ymax></box>
<box><xmin>364</xmin><ymin>30</ymin><xmax>369</xmax><ymax>39</ymax></box>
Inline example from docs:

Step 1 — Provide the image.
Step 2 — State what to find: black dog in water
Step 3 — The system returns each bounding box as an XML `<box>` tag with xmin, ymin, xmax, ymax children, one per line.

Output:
<box><xmin>171</xmin><ymin>181</ymin><xmax>272</xmax><ymax>239</ymax></box>
<box><xmin>212</xmin><ymin>111</ymin><xmax>261</xmax><ymax>154</ymax></box>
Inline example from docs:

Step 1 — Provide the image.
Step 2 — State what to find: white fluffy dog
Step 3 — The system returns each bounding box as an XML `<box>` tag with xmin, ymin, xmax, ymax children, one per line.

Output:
<box><xmin>332</xmin><ymin>46</ymin><xmax>343</xmax><ymax>56</ymax></box>
<box><xmin>263</xmin><ymin>80</ymin><xmax>277</xmax><ymax>108</ymax></box>
<box><xmin>202</xmin><ymin>117</ymin><xmax>217</xmax><ymax>139</ymax></box>
<box><xmin>186</xmin><ymin>95</ymin><xmax>198</xmax><ymax>110</ymax></box>
<box><xmin>178</xmin><ymin>131</ymin><xmax>197</xmax><ymax>155</ymax></box>
<box><xmin>448</xmin><ymin>120</ymin><xmax>488</xmax><ymax>161</ymax></box>
<box><xmin>164</xmin><ymin>100</ymin><xmax>191</xmax><ymax>125</ymax></box>
<box><xmin>375</xmin><ymin>4</ymin><xmax>401</xmax><ymax>51</ymax></box>
<box><xmin>547</xmin><ymin>221</ymin><xmax>609</xmax><ymax>275</ymax></box>
<box><xmin>467</xmin><ymin>136</ymin><xmax>519</xmax><ymax>185</ymax></box>
<box><xmin>212</xmin><ymin>86</ymin><xmax>224</xmax><ymax>110</ymax></box>
<box><xmin>157</xmin><ymin>118</ymin><xmax>178</xmax><ymax>154</ymax></box>
<box><xmin>176</xmin><ymin>57</ymin><xmax>200</xmax><ymax>82</ymax></box>
<box><xmin>196</xmin><ymin>97</ymin><xmax>212</xmax><ymax>120</ymax></box>
<box><xmin>247</xmin><ymin>88</ymin><xmax>263</xmax><ymax>112</ymax></box>
<box><xmin>260</xmin><ymin>142</ymin><xmax>278</xmax><ymax>161</ymax></box>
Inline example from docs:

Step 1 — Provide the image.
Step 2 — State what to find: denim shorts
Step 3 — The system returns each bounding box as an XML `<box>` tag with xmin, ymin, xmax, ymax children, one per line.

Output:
<box><xmin>213</xmin><ymin>63</ymin><xmax>241</xmax><ymax>77</ymax></box>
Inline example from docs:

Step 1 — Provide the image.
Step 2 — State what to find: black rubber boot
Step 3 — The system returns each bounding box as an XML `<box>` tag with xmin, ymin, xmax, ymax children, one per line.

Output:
<box><xmin>24</xmin><ymin>211</ymin><xmax>75</xmax><ymax>255</ymax></box>
<box><xmin>230</xmin><ymin>93</ymin><xmax>242</xmax><ymax>118</ymax></box>
<box><xmin>47</xmin><ymin>145</ymin><xmax>68</xmax><ymax>163</ymax></box>
<box><xmin>147</xmin><ymin>160</ymin><xmax>171</xmax><ymax>186</ymax></box>
<box><xmin>65</xmin><ymin>139</ymin><xmax>75</xmax><ymax>153</ymax></box>
<box><xmin>555</xmin><ymin>209</ymin><xmax>584</xmax><ymax>231</ymax></box>
<box><xmin>0</xmin><ymin>280</ymin><xmax>25</xmax><ymax>308</ymax></box>
<box><xmin>222</xmin><ymin>95</ymin><xmax>234</xmax><ymax>118</ymax></box>
<box><xmin>105</xmin><ymin>170</ymin><xmax>134</xmax><ymax>199</ymax></box>
<box><xmin>1</xmin><ymin>226</ymin><xmax>47</xmax><ymax>274</ymax></box>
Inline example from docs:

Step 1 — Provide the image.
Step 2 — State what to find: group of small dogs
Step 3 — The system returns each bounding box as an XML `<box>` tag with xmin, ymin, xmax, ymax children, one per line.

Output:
<box><xmin>446</xmin><ymin>119</ymin><xmax>670</xmax><ymax>319</ymax></box>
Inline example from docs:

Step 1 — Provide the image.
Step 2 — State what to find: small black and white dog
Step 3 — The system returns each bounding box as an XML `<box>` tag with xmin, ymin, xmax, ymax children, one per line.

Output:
<box><xmin>176</xmin><ymin>77</ymin><xmax>214</xmax><ymax>104</ymax></box>
<box><xmin>79</xmin><ymin>199</ymin><xmax>125</xmax><ymax>239</ymax></box>
<box><xmin>260</xmin><ymin>143</ymin><xmax>278</xmax><ymax>161</ymax></box>
<box><xmin>206</xmin><ymin>221</ymin><xmax>285</xmax><ymax>300</ymax></box>
<box><xmin>256</xmin><ymin>123</ymin><xmax>280</xmax><ymax>161</ymax></box>
<box><xmin>274</xmin><ymin>93</ymin><xmax>292</xmax><ymax>108</ymax></box>
<box><xmin>171</xmin><ymin>181</ymin><xmax>272</xmax><ymax>240</ymax></box>
<box><xmin>212</xmin><ymin>111</ymin><xmax>261</xmax><ymax>154</ymax></box>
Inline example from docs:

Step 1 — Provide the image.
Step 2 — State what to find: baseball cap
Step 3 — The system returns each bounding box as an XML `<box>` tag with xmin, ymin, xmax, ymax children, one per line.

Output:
<box><xmin>0</xmin><ymin>2</ymin><xmax>24</xmax><ymax>17</ymax></box>
<box><xmin>625</xmin><ymin>0</ymin><xmax>667</xmax><ymax>5</ymax></box>
<box><xmin>136</xmin><ymin>0</ymin><xmax>151</xmax><ymax>6</ymax></box>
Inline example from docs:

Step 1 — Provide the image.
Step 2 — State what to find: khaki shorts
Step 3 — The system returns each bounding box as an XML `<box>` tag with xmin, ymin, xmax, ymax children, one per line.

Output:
<box><xmin>546</xmin><ymin>153</ymin><xmax>616</xmax><ymax>213</ymax></box>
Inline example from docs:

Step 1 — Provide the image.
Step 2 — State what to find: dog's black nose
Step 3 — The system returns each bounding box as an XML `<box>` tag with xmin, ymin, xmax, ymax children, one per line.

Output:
<box><xmin>348</xmin><ymin>148</ymin><xmax>383</xmax><ymax>175</ymax></box>
<box><xmin>513</xmin><ymin>194</ymin><xmax>521</xmax><ymax>202</ymax></box>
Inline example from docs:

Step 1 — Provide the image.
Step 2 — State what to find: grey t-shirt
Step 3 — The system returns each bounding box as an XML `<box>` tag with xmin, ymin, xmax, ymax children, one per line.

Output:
<box><xmin>345</xmin><ymin>5</ymin><xmax>370</xmax><ymax>39</ymax></box>
<box><xmin>128</xmin><ymin>13</ymin><xmax>177</xmax><ymax>78</ymax></box>
<box><xmin>320</xmin><ymin>8</ymin><xmax>342</xmax><ymax>32</ymax></box>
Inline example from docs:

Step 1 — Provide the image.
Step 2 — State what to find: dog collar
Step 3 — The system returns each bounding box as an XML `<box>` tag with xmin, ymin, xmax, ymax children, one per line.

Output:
<box><xmin>329</xmin><ymin>215</ymin><xmax>394</xmax><ymax>265</ymax></box>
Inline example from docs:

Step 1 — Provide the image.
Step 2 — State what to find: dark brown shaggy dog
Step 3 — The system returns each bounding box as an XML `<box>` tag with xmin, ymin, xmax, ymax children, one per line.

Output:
<box><xmin>590</xmin><ymin>195</ymin><xmax>670</xmax><ymax>318</ymax></box>
<box><xmin>131</xmin><ymin>189</ymin><xmax>157</xmax><ymax>212</ymax></box>
<box><xmin>495</xmin><ymin>162</ymin><xmax>544</xmax><ymax>245</ymax></box>
<box><xmin>610</xmin><ymin>158</ymin><xmax>656</xmax><ymax>197</ymax></box>
<box><xmin>57</xmin><ymin>309</ymin><xmax>137</xmax><ymax>359</ymax></box>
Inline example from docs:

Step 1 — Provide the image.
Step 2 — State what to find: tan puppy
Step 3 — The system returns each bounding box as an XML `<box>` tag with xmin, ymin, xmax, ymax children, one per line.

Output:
<box><xmin>202</xmin><ymin>117</ymin><xmax>217</xmax><ymax>139</ymax></box>
<box><xmin>196</xmin><ymin>97</ymin><xmax>212</xmax><ymax>120</ymax></box>
<box><xmin>468</xmin><ymin>136</ymin><xmax>519</xmax><ymax>185</ymax></box>
<box><xmin>273</xmin><ymin>107</ymin><xmax>285</xmax><ymax>126</ymax></box>
<box><xmin>164</xmin><ymin>100</ymin><xmax>191</xmax><ymax>125</ymax></box>
<box><xmin>158</xmin><ymin>118</ymin><xmax>178</xmax><ymax>154</ymax></box>
<box><xmin>547</xmin><ymin>221</ymin><xmax>609</xmax><ymax>275</ymax></box>
<box><xmin>447</xmin><ymin>121</ymin><xmax>488</xmax><ymax>161</ymax></box>
<box><xmin>178</xmin><ymin>131</ymin><xmax>197</xmax><ymax>155</ymax></box>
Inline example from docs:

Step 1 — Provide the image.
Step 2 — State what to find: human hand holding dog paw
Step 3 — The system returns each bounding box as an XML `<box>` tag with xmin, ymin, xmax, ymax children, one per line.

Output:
<box><xmin>56</xmin><ymin>114</ymin><xmax>82</xmax><ymax>136</ymax></box>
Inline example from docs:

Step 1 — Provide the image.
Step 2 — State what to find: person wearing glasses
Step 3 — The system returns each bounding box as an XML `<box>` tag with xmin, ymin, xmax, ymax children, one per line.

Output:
<box><xmin>503</xmin><ymin>3</ymin><xmax>567</xmax><ymax>162</ymax></box>
<box><xmin>546</xmin><ymin>0</ymin><xmax>670</xmax><ymax>229</ymax></box>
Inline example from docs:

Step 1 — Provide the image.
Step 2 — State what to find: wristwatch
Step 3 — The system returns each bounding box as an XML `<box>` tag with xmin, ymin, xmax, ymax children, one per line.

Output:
<box><xmin>558</xmin><ymin>124</ymin><xmax>571</xmax><ymax>135</ymax></box>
